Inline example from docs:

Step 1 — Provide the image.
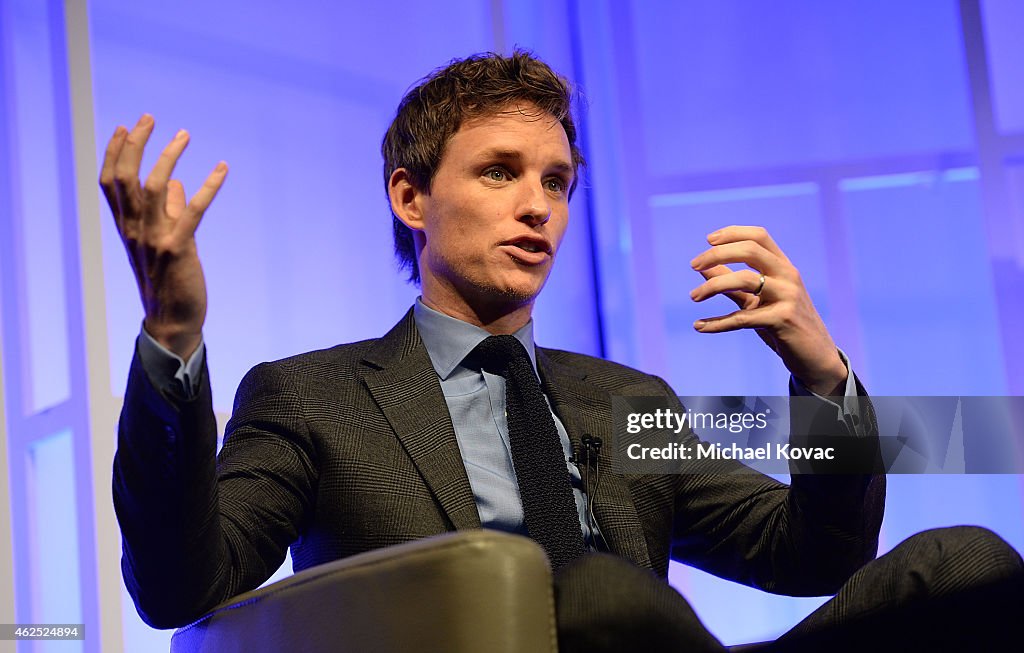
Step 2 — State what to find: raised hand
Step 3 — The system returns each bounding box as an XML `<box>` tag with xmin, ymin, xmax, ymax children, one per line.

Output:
<box><xmin>99</xmin><ymin>114</ymin><xmax>227</xmax><ymax>359</ymax></box>
<box><xmin>688</xmin><ymin>226</ymin><xmax>848</xmax><ymax>396</ymax></box>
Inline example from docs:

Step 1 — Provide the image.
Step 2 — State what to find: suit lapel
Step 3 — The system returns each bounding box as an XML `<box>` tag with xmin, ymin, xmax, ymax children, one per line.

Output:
<box><xmin>360</xmin><ymin>309</ymin><xmax>481</xmax><ymax>531</ymax></box>
<box><xmin>538</xmin><ymin>350</ymin><xmax>654</xmax><ymax>571</ymax></box>
<box><xmin>357</xmin><ymin>311</ymin><xmax>651</xmax><ymax>564</ymax></box>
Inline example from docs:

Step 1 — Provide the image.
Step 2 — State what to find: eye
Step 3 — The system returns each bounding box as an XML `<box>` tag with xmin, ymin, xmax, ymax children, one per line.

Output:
<box><xmin>484</xmin><ymin>167</ymin><xmax>508</xmax><ymax>182</ymax></box>
<box><xmin>545</xmin><ymin>177</ymin><xmax>567</xmax><ymax>194</ymax></box>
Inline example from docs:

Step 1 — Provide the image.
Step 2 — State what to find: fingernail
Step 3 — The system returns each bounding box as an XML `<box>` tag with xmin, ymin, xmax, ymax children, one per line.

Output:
<box><xmin>708</xmin><ymin>230</ymin><xmax>721</xmax><ymax>241</ymax></box>
<box><xmin>689</xmin><ymin>288</ymin><xmax>699</xmax><ymax>300</ymax></box>
<box><xmin>113</xmin><ymin>125</ymin><xmax>126</xmax><ymax>137</ymax></box>
<box><xmin>693</xmin><ymin>320</ymin><xmax>706</xmax><ymax>330</ymax></box>
<box><xmin>215</xmin><ymin>161</ymin><xmax>227</xmax><ymax>173</ymax></box>
<box><xmin>690</xmin><ymin>258</ymin><xmax>700</xmax><ymax>269</ymax></box>
<box><xmin>139</xmin><ymin>114</ymin><xmax>153</xmax><ymax>126</ymax></box>
<box><xmin>174</xmin><ymin>129</ymin><xmax>187</xmax><ymax>140</ymax></box>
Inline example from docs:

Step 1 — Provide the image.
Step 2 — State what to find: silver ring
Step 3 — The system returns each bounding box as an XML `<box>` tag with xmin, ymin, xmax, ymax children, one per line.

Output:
<box><xmin>753</xmin><ymin>274</ymin><xmax>766</xmax><ymax>296</ymax></box>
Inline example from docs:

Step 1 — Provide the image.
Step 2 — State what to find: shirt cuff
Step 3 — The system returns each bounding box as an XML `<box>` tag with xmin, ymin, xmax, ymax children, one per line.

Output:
<box><xmin>137</xmin><ymin>325</ymin><xmax>205</xmax><ymax>399</ymax></box>
<box><xmin>789</xmin><ymin>348</ymin><xmax>859</xmax><ymax>422</ymax></box>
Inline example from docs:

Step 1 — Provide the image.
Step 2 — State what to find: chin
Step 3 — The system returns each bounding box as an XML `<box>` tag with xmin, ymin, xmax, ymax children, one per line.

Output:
<box><xmin>474</xmin><ymin>275</ymin><xmax>545</xmax><ymax>309</ymax></box>
<box><xmin>498</xmin><ymin>271</ymin><xmax>549</xmax><ymax>302</ymax></box>
<box><xmin>496</xmin><ymin>285</ymin><xmax>540</xmax><ymax>304</ymax></box>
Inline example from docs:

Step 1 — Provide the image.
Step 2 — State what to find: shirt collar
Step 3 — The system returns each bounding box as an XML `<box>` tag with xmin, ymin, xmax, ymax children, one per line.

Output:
<box><xmin>413</xmin><ymin>297</ymin><xmax>538</xmax><ymax>381</ymax></box>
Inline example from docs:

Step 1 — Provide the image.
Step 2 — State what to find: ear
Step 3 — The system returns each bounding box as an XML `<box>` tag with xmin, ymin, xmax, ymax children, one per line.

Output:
<box><xmin>388</xmin><ymin>168</ymin><xmax>427</xmax><ymax>231</ymax></box>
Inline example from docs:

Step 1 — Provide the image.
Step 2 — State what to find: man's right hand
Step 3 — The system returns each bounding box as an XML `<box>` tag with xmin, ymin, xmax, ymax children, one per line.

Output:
<box><xmin>99</xmin><ymin>114</ymin><xmax>227</xmax><ymax>360</ymax></box>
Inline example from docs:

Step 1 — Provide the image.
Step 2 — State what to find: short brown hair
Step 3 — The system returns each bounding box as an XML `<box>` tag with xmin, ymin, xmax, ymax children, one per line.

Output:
<box><xmin>382</xmin><ymin>49</ymin><xmax>584</xmax><ymax>283</ymax></box>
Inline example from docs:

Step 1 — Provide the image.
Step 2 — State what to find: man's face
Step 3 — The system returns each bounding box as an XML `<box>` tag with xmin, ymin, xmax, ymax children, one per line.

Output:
<box><xmin>413</xmin><ymin>104</ymin><xmax>574</xmax><ymax>322</ymax></box>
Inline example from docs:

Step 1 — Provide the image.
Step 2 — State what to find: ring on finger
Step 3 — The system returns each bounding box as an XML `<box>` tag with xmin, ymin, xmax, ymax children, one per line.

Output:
<box><xmin>753</xmin><ymin>274</ymin><xmax>766</xmax><ymax>296</ymax></box>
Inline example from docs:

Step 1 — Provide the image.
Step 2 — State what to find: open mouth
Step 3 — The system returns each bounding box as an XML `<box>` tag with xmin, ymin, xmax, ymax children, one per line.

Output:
<box><xmin>513</xmin><ymin>241</ymin><xmax>545</xmax><ymax>254</ymax></box>
<box><xmin>503</xmin><ymin>236</ymin><xmax>552</xmax><ymax>255</ymax></box>
<box><xmin>500</xmin><ymin>237</ymin><xmax>552</xmax><ymax>265</ymax></box>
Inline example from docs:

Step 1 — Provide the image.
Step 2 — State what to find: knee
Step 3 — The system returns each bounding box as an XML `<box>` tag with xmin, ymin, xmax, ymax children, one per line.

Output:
<box><xmin>907</xmin><ymin>526</ymin><xmax>1023</xmax><ymax>583</ymax></box>
<box><xmin>910</xmin><ymin>525</ymin><xmax>1017</xmax><ymax>558</ymax></box>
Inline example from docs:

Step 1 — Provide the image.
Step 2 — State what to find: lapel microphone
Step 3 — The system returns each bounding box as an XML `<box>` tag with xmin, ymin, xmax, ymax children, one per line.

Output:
<box><xmin>580</xmin><ymin>434</ymin><xmax>610</xmax><ymax>551</ymax></box>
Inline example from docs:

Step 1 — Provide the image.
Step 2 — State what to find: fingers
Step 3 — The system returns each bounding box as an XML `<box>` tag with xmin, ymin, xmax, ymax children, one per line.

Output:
<box><xmin>693</xmin><ymin>265</ymin><xmax>749</xmax><ymax>309</ymax></box>
<box><xmin>99</xmin><ymin>125</ymin><xmax>129</xmax><ymax>223</ymax></box>
<box><xmin>112</xmin><ymin>114</ymin><xmax>156</xmax><ymax>212</ymax></box>
<box><xmin>690</xmin><ymin>240</ymin><xmax>781</xmax><ymax>275</ymax></box>
<box><xmin>166</xmin><ymin>180</ymin><xmax>186</xmax><ymax>218</ymax></box>
<box><xmin>706</xmin><ymin>225</ymin><xmax>789</xmax><ymax>263</ymax></box>
<box><xmin>691</xmin><ymin>268</ymin><xmax>764</xmax><ymax>305</ymax></box>
<box><xmin>693</xmin><ymin>304</ymin><xmax>782</xmax><ymax>334</ymax></box>
<box><xmin>691</xmin><ymin>226</ymin><xmax>839</xmax><ymax>385</ymax></box>
<box><xmin>143</xmin><ymin>129</ymin><xmax>190</xmax><ymax>220</ymax></box>
<box><xmin>180</xmin><ymin>162</ymin><xmax>228</xmax><ymax>234</ymax></box>
<box><xmin>99</xmin><ymin>115</ymin><xmax>227</xmax><ymax>245</ymax></box>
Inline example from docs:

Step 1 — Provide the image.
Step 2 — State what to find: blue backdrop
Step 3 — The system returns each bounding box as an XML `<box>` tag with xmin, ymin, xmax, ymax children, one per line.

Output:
<box><xmin>1</xmin><ymin>0</ymin><xmax>1022</xmax><ymax>649</ymax></box>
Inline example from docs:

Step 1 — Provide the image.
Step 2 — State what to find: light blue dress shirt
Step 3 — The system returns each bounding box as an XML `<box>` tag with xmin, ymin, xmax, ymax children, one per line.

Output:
<box><xmin>411</xmin><ymin>299</ymin><xmax>600</xmax><ymax>546</ymax></box>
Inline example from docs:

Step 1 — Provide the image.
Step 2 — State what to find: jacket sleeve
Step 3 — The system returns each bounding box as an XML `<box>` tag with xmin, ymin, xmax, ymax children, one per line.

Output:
<box><xmin>112</xmin><ymin>343</ymin><xmax>317</xmax><ymax>628</ymax></box>
<box><xmin>668</xmin><ymin>374</ymin><xmax>886</xmax><ymax>597</ymax></box>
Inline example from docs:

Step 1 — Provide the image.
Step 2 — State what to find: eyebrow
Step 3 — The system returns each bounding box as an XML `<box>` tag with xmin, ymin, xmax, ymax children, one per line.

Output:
<box><xmin>476</xmin><ymin>148</ymin><xmax>575</xmax><ymax>178</ymax></box>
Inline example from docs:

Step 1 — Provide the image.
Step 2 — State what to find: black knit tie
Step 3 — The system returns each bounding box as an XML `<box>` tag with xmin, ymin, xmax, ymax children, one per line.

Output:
<box><xmin>471</xmin><ymin>335</ymin><xmax>586</xmax><ymax>569</ymax></box>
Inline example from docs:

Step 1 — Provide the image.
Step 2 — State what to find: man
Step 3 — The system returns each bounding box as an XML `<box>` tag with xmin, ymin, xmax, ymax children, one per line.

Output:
<box><xmin>103</xmin><ymin>51</ymin><xmax>1022</xmax><ymax>651</ymax></box>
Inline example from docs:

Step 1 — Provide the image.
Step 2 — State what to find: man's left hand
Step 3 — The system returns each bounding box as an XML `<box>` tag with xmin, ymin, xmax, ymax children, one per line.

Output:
<box><xmin>688</xmin><ymin>225</ymin><xmax>848</xmax><ymax>396</ymax></box>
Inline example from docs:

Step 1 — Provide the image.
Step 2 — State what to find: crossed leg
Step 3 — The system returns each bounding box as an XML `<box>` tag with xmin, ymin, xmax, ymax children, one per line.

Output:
<box><xmin>554</xmin><ymin>526</ymin><xmax>1023</xmax><ymax>653</ymax></box>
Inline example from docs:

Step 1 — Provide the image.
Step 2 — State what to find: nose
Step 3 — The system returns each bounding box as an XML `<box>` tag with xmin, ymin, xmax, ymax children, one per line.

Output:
<box><xmin>516</xmin><ymin>180</ymin><xmax>551</xmax><ymax>227</ymax></box>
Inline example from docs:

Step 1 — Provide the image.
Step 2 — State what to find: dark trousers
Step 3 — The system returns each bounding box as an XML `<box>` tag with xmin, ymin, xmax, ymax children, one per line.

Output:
<box><xmin>554</xmin><ymin>526</ymin><xmax>1024</xmax><ymax>652</ymax></box>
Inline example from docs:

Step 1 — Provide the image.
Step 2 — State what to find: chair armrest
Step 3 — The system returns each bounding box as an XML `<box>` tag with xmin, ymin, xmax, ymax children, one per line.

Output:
<box><xmin>170</xmin><ymin>530</ymin><xmax>557</xmax><ymax>653</ymax></box>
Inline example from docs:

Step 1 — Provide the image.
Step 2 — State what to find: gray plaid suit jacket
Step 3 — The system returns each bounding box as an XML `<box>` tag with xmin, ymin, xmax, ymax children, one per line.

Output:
<box><xmin>113</xmin><ymin>308</ymin><xmax>884</xmax><ymax>629</ymax></box>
